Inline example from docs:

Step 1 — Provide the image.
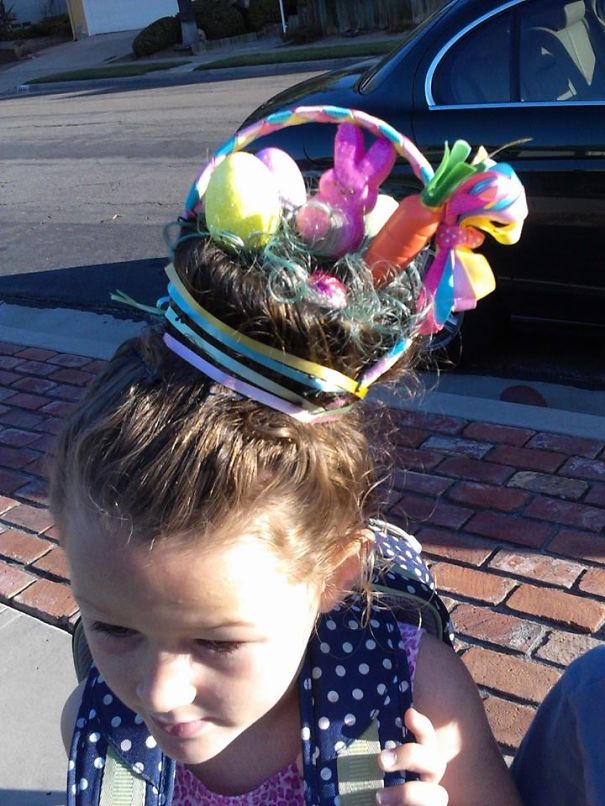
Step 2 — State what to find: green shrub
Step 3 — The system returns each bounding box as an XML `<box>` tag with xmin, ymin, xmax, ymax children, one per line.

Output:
<box><xmin>283</xmin><ymin>22</ymin><xmax>322</xmax><ymax>44</ymax></box>
<box><xmin>191</xmin><ymin>1</ymin><xmax>246</xmax><ymax>40</ymax></box>
<box><xmin>247</xmin><ymin>0</ymin><xmax>297</xmax><ymax>32</ymax></box>
<box><xmin>132</xmin><ymin>15</ymin><xmax>181</xmax><ymax>57</ymax></box>
<box><xmin>8</xmin><ymin>13</ymin><xmax>71</xmax><ymax>40</ymax></box>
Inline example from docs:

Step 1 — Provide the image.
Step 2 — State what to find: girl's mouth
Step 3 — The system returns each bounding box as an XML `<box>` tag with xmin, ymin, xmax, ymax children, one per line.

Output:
<box><xmin>153</xmin><ymin>716</ymin><xmax>210</xmax><ymax>739</ymax></box>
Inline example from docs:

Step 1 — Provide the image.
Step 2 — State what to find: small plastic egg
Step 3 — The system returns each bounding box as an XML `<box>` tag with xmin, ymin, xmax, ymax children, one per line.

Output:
<box><xmin>256</xmin><ymin>147</ymin><xmax>307</xmax><ymax>210</ymax></box>
<box><xmin>364</xmin><ymin>193</ymin><xmax>399</xmax><ymax>238</ymax></box>
<box><xmin>308</xmin><ymin>271</ymin><xmax>348</xmax><ymax>309</ymax></box>
<box><xmin>204</xmin><ymin>152</ymin><xmax>281</xmax><ymax>248</ymax></box>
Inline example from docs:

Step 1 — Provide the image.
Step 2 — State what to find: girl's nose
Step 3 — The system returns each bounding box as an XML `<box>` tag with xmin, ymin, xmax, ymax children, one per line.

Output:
<box><xmin>136</xmin><ymin>651</ymin><xmax>197</xmax><ymax>714</ymax></box>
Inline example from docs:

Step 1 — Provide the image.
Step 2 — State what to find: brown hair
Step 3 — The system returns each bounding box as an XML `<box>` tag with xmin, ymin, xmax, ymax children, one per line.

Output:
<box><xmin>49</xmin><ymin>237</ymin><xmax>419</xmax><ymax>583</ymax></box>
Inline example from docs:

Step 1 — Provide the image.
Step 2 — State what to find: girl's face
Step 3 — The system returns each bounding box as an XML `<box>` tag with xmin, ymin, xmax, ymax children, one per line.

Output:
<box><xmin>65</xmin><ymin>507</ymin><xmax>327</xmax><ymax>766</ymax></box>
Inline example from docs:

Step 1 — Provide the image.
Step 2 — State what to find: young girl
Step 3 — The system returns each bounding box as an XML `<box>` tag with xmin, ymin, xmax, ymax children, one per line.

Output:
<box><xmin>52</xmin><ymin>107</ymin><xmax>525</xmax><ymax>805</ymax></box>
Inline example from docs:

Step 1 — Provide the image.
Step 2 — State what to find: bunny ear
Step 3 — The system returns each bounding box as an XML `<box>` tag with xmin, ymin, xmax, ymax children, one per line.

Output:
<box><xmin>360</xmin><ymin>138</ymin><xmax>397</xmax><ymax>189</ymax></box>
<box><xmin>333</xmin><ymin>123</ymin><xmax>366</xmax><ymax>189</ymax></box>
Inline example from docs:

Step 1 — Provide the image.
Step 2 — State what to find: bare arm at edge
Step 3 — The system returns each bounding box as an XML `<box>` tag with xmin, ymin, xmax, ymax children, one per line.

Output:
<box><xmin>413</xmin><ymin>633</ymin><xmax>522</xmax><ymax>806</ymax></box>
<box><xmin>61</xmin><ymin>679</ymin><xmax>87</xmax><ymax>755</ymax></box>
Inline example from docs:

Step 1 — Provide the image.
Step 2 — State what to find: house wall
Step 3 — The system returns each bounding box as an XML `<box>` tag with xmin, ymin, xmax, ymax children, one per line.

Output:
<box><xmin>11</xmin><ymin>0</ymin><xmax>67</xmax><ymax>25</ymax></box>
<box><xmin>79</xmin><ymin>0</ymin><xmax>179</xmax><ymax>36</ymax></box>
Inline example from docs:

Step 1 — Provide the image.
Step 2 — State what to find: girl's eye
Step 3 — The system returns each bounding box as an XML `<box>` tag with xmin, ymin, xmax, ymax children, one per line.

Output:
<box><xmin>91</xmin><ymin>622</ymin><xmax>136</xmax><ymax>638</ymax></box>
<box><xmin>195</xmin><ymin>639</ymin><xmax>243</xmax><ymax>655</ymax></box>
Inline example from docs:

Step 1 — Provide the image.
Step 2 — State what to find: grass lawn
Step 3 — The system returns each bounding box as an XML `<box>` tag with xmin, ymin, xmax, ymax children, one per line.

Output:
<box><xmin>197</xmin><ymin>39</ymin><xmax>401</xmax><ymax>70</ymax></box>
<box><xmin>28</xmin><ymin>61</ymin><xmax>188</xmax><ymax>84</ymax></box>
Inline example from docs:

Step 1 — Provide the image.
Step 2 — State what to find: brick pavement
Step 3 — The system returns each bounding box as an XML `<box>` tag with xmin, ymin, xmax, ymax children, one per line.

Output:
<box><xmin>0</xmin><ymin>339</ymin><xmax>603</xmax><ymax>754</ymax></box>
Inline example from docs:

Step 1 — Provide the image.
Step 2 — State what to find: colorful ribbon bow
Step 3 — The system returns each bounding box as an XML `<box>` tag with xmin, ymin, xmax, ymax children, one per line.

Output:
<box><xmin>418</xmin><ymin>158</ymin><xmax>528</xmax><ymax>335</ymax></box>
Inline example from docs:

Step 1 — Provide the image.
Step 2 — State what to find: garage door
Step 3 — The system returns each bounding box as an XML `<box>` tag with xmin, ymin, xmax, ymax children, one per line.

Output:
<box><xmin>83</xmin><ymin>0</ymin><xmax>179</xmax><ymax>35</ymax></box>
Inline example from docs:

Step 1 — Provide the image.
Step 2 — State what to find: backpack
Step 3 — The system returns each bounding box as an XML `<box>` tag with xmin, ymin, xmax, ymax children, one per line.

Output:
<box><xmin>68</xmin><ymin>520</ymin><xmax>453</xmax><ymax>805</ymax></box>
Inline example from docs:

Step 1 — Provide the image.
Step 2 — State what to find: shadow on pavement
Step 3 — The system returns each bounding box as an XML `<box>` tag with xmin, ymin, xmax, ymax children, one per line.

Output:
<box><xmin>0</xmin><ymin>258</ymin><xmax>166</xmax><ymax>316</ymax></box>
<box><xmin>0</xmin><ymin>791</ymin><xmax>65</xmax><ymax>806</ymax></box>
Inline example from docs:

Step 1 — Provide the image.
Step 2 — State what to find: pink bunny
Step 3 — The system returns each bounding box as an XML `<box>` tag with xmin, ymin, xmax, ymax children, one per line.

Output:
<box><xmin>295</xmin><ymin>122</ymin><xmax>396</xmax><ymax>258</ymax></box>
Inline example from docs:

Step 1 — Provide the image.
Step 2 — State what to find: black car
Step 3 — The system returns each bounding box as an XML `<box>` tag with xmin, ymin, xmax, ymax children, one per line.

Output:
<box><xmin>242</xmin><ymin>0</ymin><xmax>605</xmax><ymax>344</ymax></box>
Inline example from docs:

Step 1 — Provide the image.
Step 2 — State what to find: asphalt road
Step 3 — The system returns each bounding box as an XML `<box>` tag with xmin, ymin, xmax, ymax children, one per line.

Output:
<box><xmin>0</xmin><ymin>72</ymin><xmax>321</xmax><ymax>306</ymax></box>
<box><xmin>1</xmin><ymin>74</ymin><xmax>603</xmax><ymax>391</ymax></box>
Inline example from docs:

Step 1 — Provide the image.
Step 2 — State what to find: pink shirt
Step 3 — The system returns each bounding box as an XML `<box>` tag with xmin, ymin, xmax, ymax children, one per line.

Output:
<box><xmin>172</xmin><ymin>624</ymin><xmax>423</xmax><ymax>805</ymax></box>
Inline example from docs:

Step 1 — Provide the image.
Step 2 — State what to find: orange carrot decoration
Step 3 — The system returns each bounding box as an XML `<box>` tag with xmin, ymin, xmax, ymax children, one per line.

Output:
<box><xmin>364</xmin><ymin>140</ymin><xmax>484</xmax><ymax>288</ymax></box>
<box><xmin>364</xmin><ymin>194</ymin><xmax>442</xmax><ymax>287</ymax></box>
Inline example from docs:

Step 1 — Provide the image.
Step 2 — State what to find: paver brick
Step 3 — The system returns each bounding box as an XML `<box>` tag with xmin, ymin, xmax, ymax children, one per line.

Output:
<box><xmin>15</xmin><ymin>477</ymin><xmax>49</xmax><ymax>505</ymax></box>
<box><xmin>487</xmin><ymin>445</ymin><xmax>566</xmax><ymax>473</ymax></box>
<box><xmin>14</xmin><ymin>577</ymin><xmax>78</xmax><ymax>624</ymax></box>
<box><xmin>48</xmin><ymin>353</ymin><xmax>92</xmax><ymax>369</ymax></box>
<box><xmin>0</xmin><ymin>529</ymin><xmax>52</xmax><ymax>564</ymax></box>
<box><xmin>394</xmin><ymin>446</ymin><xmax>443</xmax><ymax>472</ymax></box>
<box><xmin>13</xmin><ymin>360</ymin><xmax>56</xmax><ymax>376</ymax></box>
<box><xmin>0</xmin><ymin>467</ymin><xmax>32</xmax><ymax>496</ymax></box>
<box><xmin>49</xmin><ymin>367</ymin><xmax>95</xmax><ymax>387</ymax></box>
<box><xmin>395</xmin><ymin>411</ymin><xmax>467</xmax><ymax>434</ymax></box>
<box><xmin>506</xmin><ymin>583</ymin><xmax>605</xmax><ymax>633</ymax></box>
<box><xmin>448</xmin><ymin>481</ymin><xmax>529</xmax><ymax>512</ymax></box>
<box><xmin>1</xmin><ymin>503</ymin><xmax>54</xmax><ymax>534</ymax></box>
<box><xmin>508</xmin><ymin>470</ymin><xmax>589</xmax><ymax>501</ymax></box>
<box><xmin>0</xmin><ymin>427</ymin><xmax>44</xmax><ymax>448</ymax></box>
<box><xmin>453</xmin><ymin>603</ymin><xmax>543</xmax><ymax>652</ymax></box>
<box><xmin>463</xmin><ymin>646</ymin><xmax>561</xmax><ymax>703</ymax></box>
<box><xmin>51</xmin><ymin>383</ymin><xmax>86</xmax><ymax>403</ymax></box>
<box><xmin>0</xmin><ymin>560</ymin><xmax>36</xmax><ymax>599</ymax></box>
<box><xmin>525</xmin><ymin>496</ymin><xmax>605</xmax><ymax>533</ymax></box>
<box><xmin>391</xmin><ymin>426</ymin><xmax>430</xmax><ymax>448</ymax></box>
<box><xmin>418</xmin><ymin>528</ymin><xmax>496</xmax><ymax>566</ymax></box>
<box><xmin>12</xmin><ymin>376</ymin><xmax>57</xmax><ymax>395</ymax></box>
<box><xmin>463</xmin><ymin>422</ymin><xmax>534</xmax><ymax>447</ymax></box>
<box><xmin>0</xmin><ymin>341</ymin><xmax>24</xmax><ymax>356</ymax></box>
<box><xmin>0</xmin><ymin>370</ymin><xmax>20</xmax><ymax>385</ymax></box>
<box><xmin>0</xmin><ymin>444</ymin><xmax>41</xmax><ymax>470</ymax></box>
<box><xmin>32</xmin><ymin>545</ymin><xmax>70</xmax><ymax>581</ymax></box>
<box><xmin>40</xmin><ymin>399</ymin><xmax>76</xmax><ymax>418</ymax></box>
<box><xmin>16</xmin><ymin>347</ymin><xmax>57</xmax><ymax>361</ymax></box>
<box><xmin>586</xmin><ymin>483</ymin><xmax>605</xmax><ymax>507</ymax></box>
<box><xmin>392</xmin><ymin>469</ymin><xmax>453</xmax><ymax>497</ymax></box>
<box><xmin>578</xmin><ymin>567</ymin><xmax>605</xmax><ymax>598</ymax></box>
<box><xmin>0</xmin><ymin>355</ymin><xmax>22</xmax><ymax>370</ymax></box>
<box><xmin>437</xmin><ymin>456</ymin><xmax>515</xmax><ymax>485</ymax></box>
<box><xmin>549</xmin><ymin>530</ymin><xmax>605</xmax><ymax>565</ymax></box>
<box><xmin>391</xmin><ymin>495</ymin><xmax>473</xmax><ymax>530</ymax></box>
<box><xmin>421</xmin><ymin>435</ymin><xmax>492</xmax><ymax>459</ymax></box>
<box><xmin>483</xmin><ymin>695</ymin><xmax>535</xmax><ymax>751</ymax></box>
<box><xmin>432</xmin><ymin>562</ymin><xmax>516</xmax><ymax>604</ymax></box>
<box><xmin>83</xmin><ymin>359</ymin><xmax>107</xmax><ymax>374</ymax></box>
<box><xmin>527</xmin><ymin>432</ymin><xmax>604</xmax><ymax>459</ymax></box>
<box><xmin>466</xmin><ymin>511</ymin><xmax>553</xmax><ymax>548</ymax></box>
<box><xmin>4</xmin><ymin>392</ymin><xmax>53</xmax><ymax>411</ymax></box>
<box><xmin>489</xmin><ymin>549</ymin><xmax>584</xmax><ymax>589</ymax></box>
<box><xmin>535</xmin><ymin>631</ymin><xmax>604</xmax><ymax>666</ymax></box>
<box><xmin>560</xmin><ymin>456</ymin><xmax>605</xmax><ymax>483</ymax></box>
<box><xmin>0</xmin><ymin>408</ymin><xmax>44</xmax><ymax>429</ymax></box>
<box><xmin>33</xmin><ymin>415</ymin><xmax>64</xmax><ymax>435</ymax></box>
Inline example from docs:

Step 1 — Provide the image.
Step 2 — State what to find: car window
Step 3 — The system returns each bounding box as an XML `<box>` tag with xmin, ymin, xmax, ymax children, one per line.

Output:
<box><xmin>519</xmin><ymin>0</ymin><xmax>605</xmax><ymax>101</ymax></box>
<box><xmin>432</xmin><ymin>12</ymin><xmax>513</xmax><ymax>105</ymax></box>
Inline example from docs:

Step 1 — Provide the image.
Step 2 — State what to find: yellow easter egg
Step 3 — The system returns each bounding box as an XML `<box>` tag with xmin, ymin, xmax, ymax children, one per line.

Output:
<box><xmin>204</xmin><ymin>152</ymin><xmax>281</xmax><ymax>248</ymax></box>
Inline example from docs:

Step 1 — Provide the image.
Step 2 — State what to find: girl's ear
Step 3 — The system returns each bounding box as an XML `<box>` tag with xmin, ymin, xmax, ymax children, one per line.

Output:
<box><xmin>318</xmin><ymin>541</ymin><xmax>365</xmax><ymax>614</ymax></box>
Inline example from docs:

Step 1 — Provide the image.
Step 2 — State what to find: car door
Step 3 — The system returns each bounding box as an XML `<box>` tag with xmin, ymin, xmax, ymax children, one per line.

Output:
<box><xmin>411</xmin><ymin>0</ymin><xmax>605</xmax><ymax>327</ymax></box>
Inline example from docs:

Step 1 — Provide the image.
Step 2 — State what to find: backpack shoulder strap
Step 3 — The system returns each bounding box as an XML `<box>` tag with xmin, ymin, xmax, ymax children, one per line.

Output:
<box><xmin>369</xmin><ymin>519</ymin><xmax>454</xmax><ymax>647</ymax></box>
<box><xmin>67</xmin><ymin>664</ymin><xmax>176</xmax><ymax>806</ymax></box>
<box><xmin>300</xmin><ymin>521</ymin><xmax>453</xmax><ymax>805</ymax></box>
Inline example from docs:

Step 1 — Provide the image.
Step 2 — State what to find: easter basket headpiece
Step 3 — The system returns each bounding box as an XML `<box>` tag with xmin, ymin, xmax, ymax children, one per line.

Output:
<box><xmin>117</xmin><ymin>106</ymin><xmax>527</xmax><ymax>423</ymax></box>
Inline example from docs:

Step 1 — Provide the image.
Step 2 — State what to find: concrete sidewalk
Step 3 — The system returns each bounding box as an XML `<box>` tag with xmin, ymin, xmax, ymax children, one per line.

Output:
<box><xmin>0</xmin><ymin>304</ymin><xmax>604</xmax><ymax>801</ymax></box>
<box><xmin>0</xmin><ymin>27</ymin><xmax>388</xmax><ymax>95</ymax></box>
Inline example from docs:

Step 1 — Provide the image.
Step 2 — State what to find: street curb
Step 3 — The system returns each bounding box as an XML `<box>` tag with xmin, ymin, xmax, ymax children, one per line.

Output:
<box><xmin>8</xmin><ymin>56</ymin><xmax>365</xmax><ymax>96</ymax></box>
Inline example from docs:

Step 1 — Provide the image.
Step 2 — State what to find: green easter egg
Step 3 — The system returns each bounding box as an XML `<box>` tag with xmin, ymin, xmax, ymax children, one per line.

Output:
<box><xmin>205</xmin><ymin>152</ymin><xmax>281</xmax><ymax>248</ymax></box>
